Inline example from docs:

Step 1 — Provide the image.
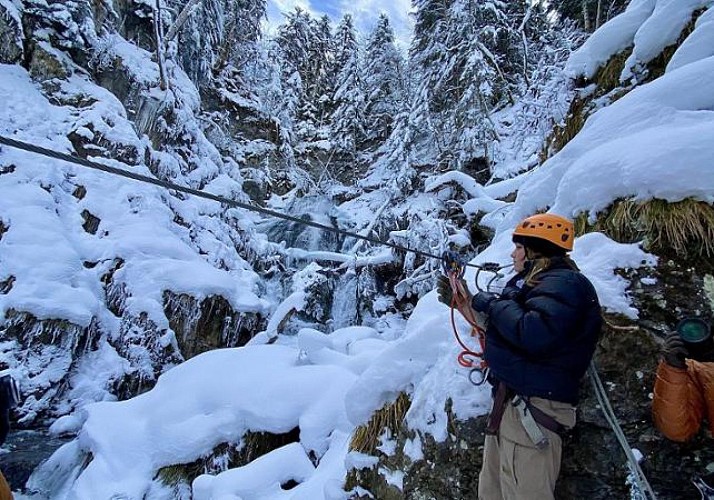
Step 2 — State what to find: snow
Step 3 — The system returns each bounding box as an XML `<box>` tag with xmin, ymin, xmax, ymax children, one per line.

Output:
<box><xmin>494</xmin><ymin>53</ymin><xmax>714</xmax><ymax>235</ymax></box>
<box><xmin>378</xmin><ymin>466</ymin><xmax>404</xmax><ymax>490</ymax></box>
<box><xmin>194</xmin><ymin>433</ymin><xmax>352</xmax><ymax>500</ymax></box>
<box><xmin>571</xmin><ymin>233</ymin><xmax>657</xmax><ymax>319</ymax></box>
<box><xmin>402</xmin><ymin>434</ymin><xmax>424</xmax><ymax>462</ymax></box>
<box><xmin>566</xmin><ymin>0</ymin><xmax>655</xmax><ymax>79</ymax></box>
<box><xmin>567</xmin><ymin>0</ymin><xmax>714</xmax><ymax>82</ymax></box>
<box><xmin>621</xmin><ymin>0</ymin><xmax>711</xmax><ymax>80</ymax></box>
<box><xmin>424</xmin><ymin>171</ymin><xmax>489</xmax><ymax>199</ymax></box>
<box><xmin>33</xmin><ymin>346</ymin><xmax>356</xmax><ymax>499</ymax></box>
<box><xmin>0</xmin><ymin>0</ymin><xmax>22</xmax><ymax>26</ymax></box>
<box><xmin>6</xmin><ymin>0</ymin><xmax>714</xmax><ymax>498</ymax></box>
<box><xmin>667</xmin><ymin>6</ymin><xmax>714</xmax><ymax>72</ymax></box>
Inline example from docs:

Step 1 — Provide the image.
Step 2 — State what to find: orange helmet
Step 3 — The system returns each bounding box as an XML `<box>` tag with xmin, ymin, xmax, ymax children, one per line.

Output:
<box><xmin>512</xmin><ymin>213</ymin><xmax>574</xmax><ymax>251</ymax></box>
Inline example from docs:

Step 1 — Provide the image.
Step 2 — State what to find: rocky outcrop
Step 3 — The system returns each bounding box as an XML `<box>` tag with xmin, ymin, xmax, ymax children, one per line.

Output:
<box><xmin>164</xmin><ymin>291</ymin><xmax>263</xmax><ymax>359</ymax></box>
<box><xmin>347</xmin><ymin>307</ymin><xmax>713</xmax><ymax>499</ymax></box>
<box><xmin>0</xmin><ymin>1</ymin><xmax>23</xmax><ymax>64</ymax></box>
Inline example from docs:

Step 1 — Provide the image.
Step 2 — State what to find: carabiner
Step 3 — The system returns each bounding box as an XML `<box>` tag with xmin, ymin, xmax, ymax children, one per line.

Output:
<box><xmin>468</xmin><ymin>367</ymin><xmax>489</xmax><ymax>386</ymax></box>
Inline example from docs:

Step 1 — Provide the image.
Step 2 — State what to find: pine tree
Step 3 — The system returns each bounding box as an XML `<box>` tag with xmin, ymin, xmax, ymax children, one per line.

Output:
<box><xmin>407</xmin><ymin>0</ymin><xmax>553</xmax><ymax>170</ymax></box>
<box><xmin>408</xmin><ymin>0</ymin><xmax>455</xmax><ymax>161</ymax></box>
<box><xmin>275</xmin><ymin>7</ymin><xmax>313</xmax><ymax>82</ymax></box>
<box><xmin>330</xmin><ymin>14</ymin><xmax>364</xmax><ymax>153</ymax></box>
<box><xmin>362</xmin><ymin>14</ymin><xmax>406</xmax><ymax>145</ymax></box>
<box><xmin>446</xmin><ymin>0</ymin><xmax>509</xmax><ymax>166</ymax></box>
<box><xmin>214</xmin><ymin>0</ymin><xmax>266</xmax><ymax>72</ymax></box>
<box><xmin>308</xmin><ymin>15</ymin><xmax>335</xmax><ymax>130</ymax></box>
<box><xmin>275</xmin><ymin>8</ymin><xmax>337</xmax><ymax>141</ymax></box>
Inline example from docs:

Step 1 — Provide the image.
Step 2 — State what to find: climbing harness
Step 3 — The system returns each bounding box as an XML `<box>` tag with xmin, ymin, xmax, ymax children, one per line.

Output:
<box><xmin>441</xmin><ymin>251</ymin><xmax>510</xmax><ymax>386</ymax></box>
<box><xmin>0</xmin><ymin>135</ymin><xmax>489</xmax><ymax>270</ymax></box>
<box><xmin>588</xmin><ymin>363</ymin><xmax>657</xmax><ymax>499</ymax></box>
<box><xmin>512</xmin><ymin>395</ymin><xmax>550</xmax><ymax>449</ymax></box>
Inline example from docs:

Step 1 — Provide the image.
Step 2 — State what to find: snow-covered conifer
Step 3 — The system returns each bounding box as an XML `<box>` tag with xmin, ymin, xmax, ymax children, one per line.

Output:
<box><xmin>308</xmin><ymin>15</ymin><xmax>335</xmax><ymax>130</ymax></box>
<box><xmin>329</xmin><ymin>14</ymin><xmax>365</xmax><ymax>153</ymax></box>
<box><xmin>167</xmin><ymin>0</ymin><xmax>266</xmax><ymax>86</ymax></box>
<box><xmin>362</xmin><ymin>14</ymin><xmax>406</xmax><ymax>145</ymax></box>
<box><xmin>552</xmin><ymin>0</ymin><xmax>629</xmax><ymax>31</ymax></box>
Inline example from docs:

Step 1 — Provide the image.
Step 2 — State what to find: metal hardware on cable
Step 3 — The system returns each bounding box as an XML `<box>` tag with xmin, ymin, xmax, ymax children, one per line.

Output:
<box><xmin>441</xmin><ymin>250</ymin><xmax>466</xmax><ymax>278</ymax></box>
<box><xmin>475</xmin><ymin>261</ymin><xmax>512</xmax><ymax>293</ymax></box>
<box><xmin>0</xmin><ymin>135</ymin><xmax>491</xmax><ymax>270</ymax></box>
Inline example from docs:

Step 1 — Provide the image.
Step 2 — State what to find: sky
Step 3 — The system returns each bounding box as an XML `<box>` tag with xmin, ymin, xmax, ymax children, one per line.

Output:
<box><xmin>265</xmin><ymin>0</ymin><xmax>415</xmax><ymax>49</ymax></box>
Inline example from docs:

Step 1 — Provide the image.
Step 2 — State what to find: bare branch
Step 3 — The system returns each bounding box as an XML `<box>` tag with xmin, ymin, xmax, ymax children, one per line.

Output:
<box><xmin>164</xmin><ymin>0</ymin><xmax>203</xmax><ymax>45</ymax></box>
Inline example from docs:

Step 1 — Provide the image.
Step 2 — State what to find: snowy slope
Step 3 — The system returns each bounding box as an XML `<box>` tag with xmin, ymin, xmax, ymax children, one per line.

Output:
<box><xmin>0</xmin><ymin>53</ymin><xmax>270</xmax><ymax>422</ymax></box>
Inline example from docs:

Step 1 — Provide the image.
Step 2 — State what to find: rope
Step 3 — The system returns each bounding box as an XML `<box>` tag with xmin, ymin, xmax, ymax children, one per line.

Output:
<box><xmin>588</xmin><ymin>363</ymin><xmax>657</xmax><ymax>499</ymax></box>
<box><xmin>0</xmin><ymin>135</ymin><xmax>489</xmax><ymax>269</ymax></box>
<box><xmin>449</xmin><ymin>300</ymin><xmax>484</xmax><ymax>368</ymax></box>
<box><xmin>444</xmin><ymin>262</ymin><xmax>490</xmax><ymax>385</ymax></box>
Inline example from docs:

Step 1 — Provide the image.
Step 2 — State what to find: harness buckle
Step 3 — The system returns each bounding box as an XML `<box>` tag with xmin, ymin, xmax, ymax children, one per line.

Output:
<box><xmin>511</xmin><ymin>396</ymin><xmax>549</xmax><ymax>449</ymax></box>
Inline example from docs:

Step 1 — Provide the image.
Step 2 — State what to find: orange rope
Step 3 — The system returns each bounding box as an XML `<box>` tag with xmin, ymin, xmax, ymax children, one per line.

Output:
<box><xmin>447</xmin><ymin>273</ymin><xmax>487</xmax><ymax>370</ymax></box>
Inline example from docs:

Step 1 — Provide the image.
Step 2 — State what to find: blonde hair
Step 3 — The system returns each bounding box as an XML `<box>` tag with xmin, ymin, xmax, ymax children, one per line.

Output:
<box><xmin>523</xmin><ymin>250</ymin><xmax>579</xmax><ymax>287</ymax></box>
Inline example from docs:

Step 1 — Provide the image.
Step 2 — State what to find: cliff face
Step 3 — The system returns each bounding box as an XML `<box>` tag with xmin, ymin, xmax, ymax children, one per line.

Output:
<box><xmin>0</xmin><ymin>0</ymin><xmax>270</xmax><ymax>427</ymax></box>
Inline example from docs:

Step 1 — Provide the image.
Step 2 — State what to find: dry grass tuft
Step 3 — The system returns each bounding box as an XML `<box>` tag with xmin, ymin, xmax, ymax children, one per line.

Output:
<box><xmin>593</xmin><ymin>48</ymin><xmax>633</xmax><ymax>94</ymax></box>
<box><xmin>350</xmin><ymin>392</ymin><xmax>411</xmax><ymax>454</ymax></box>
<box><xmin>540</xmin><ymin>97</ymin><xmax>587</xmax><ymax>162</ymax></box>
<box><xmin>576</xmin><ymin>198</ymin><xmax>714</xmax><ymax>258</ymax></box>
<box><xmin>541</xmin><ymin>48</ymin><xmax>634</xmax><ymax>162</ymax></box>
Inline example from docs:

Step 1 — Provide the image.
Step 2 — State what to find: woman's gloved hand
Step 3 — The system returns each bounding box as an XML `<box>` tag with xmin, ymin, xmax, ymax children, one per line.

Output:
<box><xmin>436</xmin><ymin>274</ymin><xmax>471</xmax><ymax>307</ymax></box>
<box><xmin>499</xmin><ymin>286</ymin><xmax>521</xmax><ymax>301</ymax></box>
<box><xmin>662</xmin><ymin>331</ymin><xmax>688</xmax><ymax>369</ymax></box>
<box><xmin>471</xmin><ymin>291</ymin><xmax>497</xmax><ymax>313</ymax></box>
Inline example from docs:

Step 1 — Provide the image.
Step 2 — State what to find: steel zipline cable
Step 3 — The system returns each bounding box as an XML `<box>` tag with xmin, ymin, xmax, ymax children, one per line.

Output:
<box><xmin>0</xmin><ymin>134</ymin><xmax>489</xmax><ymax>269</ymax></box>
<box><xmin>2</xmin><ymin>137</ymin><xmax>660</xmax><ymax>495</ymax></box>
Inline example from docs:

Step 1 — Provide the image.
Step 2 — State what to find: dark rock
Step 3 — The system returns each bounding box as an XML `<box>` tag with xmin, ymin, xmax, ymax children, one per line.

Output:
<box><xmin>0</xmin><ymin>429</ymin><xmax>71</xmax><ymax>491</ymax></box>
<box><xmin>163</xmin><ymin>292</ymin><xmax>264</xmax><ymax>359</ymax></box>
<box><xmin>28</xmin><ymin>42</ymin><xmax>70</xmax><ymax>81</ymax></box>
<box><xmin>0</xmin><ymin>2</ymin><xmax>24</xmax><ymax>64</ymax></box>
<box><xmin>80</xmin><ymin>209</ymin><xmax>100</xmax><ymax>235</ymax></box>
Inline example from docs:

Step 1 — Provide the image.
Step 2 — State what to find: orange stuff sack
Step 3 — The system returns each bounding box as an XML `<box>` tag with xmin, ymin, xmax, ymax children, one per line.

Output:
<box><xmin>652</xmin><ymin>360</ymin><xmax>704</xmax><ymax>442</ymax></box>
<box><xmin>688</xmin><ymin>359</ymin><xmax>714</xmax><ymax>436</ymax></box>
<box><xmin>0</xmin><ymin>470</ymin><xmax>11</xmax><ymax>500</ymax></box>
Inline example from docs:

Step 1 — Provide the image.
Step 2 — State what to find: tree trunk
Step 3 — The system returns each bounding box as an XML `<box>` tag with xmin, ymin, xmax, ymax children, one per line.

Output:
<box><xmin>582</xmin><ymin>0</ymin><xmax>591</xmax><ymax>31</ymax></box>
<box><xmin>154</xmin><ymin>0</ymin><xmax>168</xmax><ymax>90</ymax></box>
<box><xmin>165</xmin><ymin>0</ymin><xmax>203</xmax><ymax>44</ymax></box>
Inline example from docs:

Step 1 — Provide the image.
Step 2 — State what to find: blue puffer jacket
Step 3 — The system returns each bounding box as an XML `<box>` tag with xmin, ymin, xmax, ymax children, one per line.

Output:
<box><xmin>483</xmin><ymin>257</ymin><xmax>602</xmax><ymax>405</ymax></box>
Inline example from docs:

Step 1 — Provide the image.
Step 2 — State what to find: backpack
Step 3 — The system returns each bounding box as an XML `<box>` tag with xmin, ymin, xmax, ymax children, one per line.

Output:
<box><xmin>0</xmin><ymin>370</ymin><xmax>20</xmax><ymax>411</ymax></box>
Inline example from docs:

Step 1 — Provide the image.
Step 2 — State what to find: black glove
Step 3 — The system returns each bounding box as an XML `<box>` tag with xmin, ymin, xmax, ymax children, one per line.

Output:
<box><xmin>437</xmin><ymin>274</ymin><xmax>468</xmax><ymax>306</ymax></box>
<box><xmin>662</xmin><ymin>332</ymin><xmax>688</xmax><ymax>369</ymax></box>
<box><xmin>471</xmin><ymin>291</ymin><xmax>497</xmax><ymax>313</ymax></box>
<box><xmin>500</xmin><ymin>286</ymin><xmax>521</xmax><ymax>301</ymax></box>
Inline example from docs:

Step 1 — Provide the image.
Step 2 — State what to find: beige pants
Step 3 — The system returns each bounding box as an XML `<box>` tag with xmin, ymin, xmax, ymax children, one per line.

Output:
<box><xmin>478</xmin><ymin>397</ymin><xmax>576</xmax><ymax>500</ymax></box>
